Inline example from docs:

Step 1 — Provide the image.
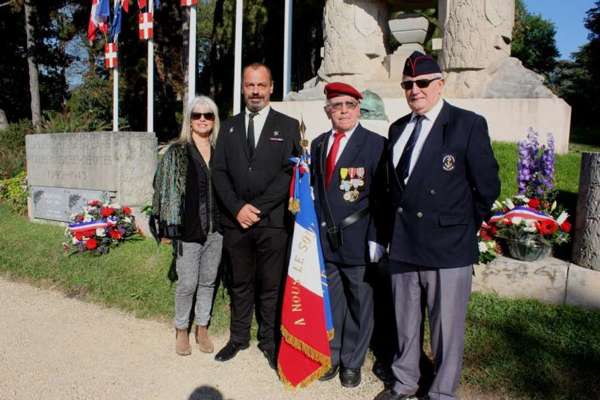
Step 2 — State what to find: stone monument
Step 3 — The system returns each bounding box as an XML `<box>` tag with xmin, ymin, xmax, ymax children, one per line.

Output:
<box><xmin>276</xmin><ymin>0</ymin><xmax>571</xmax><ymax>153</ymax></box>
<box><xmin>26</xmin><ymin>131</ymin><xmax>157</xmax><ymax>232</ymax></box>
<box><xmin>572</xmin><ymin>153</ymin><xmax>600</xmax><ymax>270</ymax></box>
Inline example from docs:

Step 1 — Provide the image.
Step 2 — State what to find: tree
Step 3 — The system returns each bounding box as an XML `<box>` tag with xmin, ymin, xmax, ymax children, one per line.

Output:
<box><xmin>23</xmin><ymin>0</ymin><xmax>41</xmax><ymax>131</ymax></box>
<box><xmin>512</xmin><ymin>0</ymin><xmax>559</xmax><ymax>76</ymax></box>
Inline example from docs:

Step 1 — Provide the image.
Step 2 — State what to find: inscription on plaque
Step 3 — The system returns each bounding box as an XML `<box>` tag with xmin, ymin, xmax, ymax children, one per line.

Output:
<box><xmin>31</xmin><ymin>186</ymin><xmax>112</xmax><ymax>222</ymax></box>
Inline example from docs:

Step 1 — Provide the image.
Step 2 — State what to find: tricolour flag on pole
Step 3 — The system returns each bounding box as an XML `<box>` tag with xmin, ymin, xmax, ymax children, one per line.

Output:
<box><xmin>104</xmin><ymin>43</ymin><xmax>118</xmax><ymax>69</ymax></box>
<box><xmin>87</xmin><ymin>0</ymin><xmax>109</xmax><ymax>44</ymax></box>
<box><xmin>180</xmin><ymin>0</ymin><xmax>198</xmax><ymax>6</ymax></box>
<box><xmin>138</xmin><ymin>12</ymin><xmax>153</xmax><ymax>40</ymax></box>
<box><xmin>277</xmin><ymin>153</ymin><xmax>334</xmax><ymax>387</ymax></box>
<box><xmin>109</xmin><ymin>0</ymin><xmax>124</xmax><ymax>43</ymax></box>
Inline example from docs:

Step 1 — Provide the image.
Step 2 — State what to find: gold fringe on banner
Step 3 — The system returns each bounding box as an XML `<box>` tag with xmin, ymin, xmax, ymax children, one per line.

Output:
<box><xmin>278</xmin><ymin>325</ymin><xmax>332</xmax><ymax>388</ymax></box>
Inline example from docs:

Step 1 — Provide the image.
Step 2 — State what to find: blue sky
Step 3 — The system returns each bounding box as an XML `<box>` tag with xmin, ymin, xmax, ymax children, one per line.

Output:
<box><xmin>524</xmin><ymin>0</ymin><xmax>596</xmax><ymax>59</ymax></box>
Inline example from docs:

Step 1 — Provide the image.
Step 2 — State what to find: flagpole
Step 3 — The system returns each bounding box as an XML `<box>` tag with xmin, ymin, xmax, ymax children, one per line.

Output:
<box><xmin>283</xmin><ymin>0</ymin><xmax>292</xmax><ymax>98</ymax></box>
<box><xmin>147</xmin><ymin>0</ymin><xmax>154</xmax><ymax>133</ymax></box>
<box><xmin>188</xmin><ymin>4</ymin><xmax>197</xmax><ymax>103</ymax></box>
<box><xmin>233</xmin><ymin>0</ymin><xmax>243</xmax><ymax>115</ymax></box>
<box><xmin>113</xmin><ymin>66</ymin><xmax>119</xmax><ymax>132</ymax></box>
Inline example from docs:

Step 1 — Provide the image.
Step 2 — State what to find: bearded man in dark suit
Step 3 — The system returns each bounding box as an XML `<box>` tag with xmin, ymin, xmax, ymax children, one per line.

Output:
<box><xmin>212</xmin><ymin>63</ymin><xmax>301</xmax><ymax>369</ymax></box>
<box><xmin>373</xmin><ymin>52</ymin><xmax>500</xmax><ymax>400</ymax></box>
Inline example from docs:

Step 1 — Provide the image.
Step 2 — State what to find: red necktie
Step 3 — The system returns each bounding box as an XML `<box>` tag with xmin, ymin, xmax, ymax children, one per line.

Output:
<box><xmin>325</xmin><ymin>131</ymin><xmax>345</xmax><ymax>188</ymax></box>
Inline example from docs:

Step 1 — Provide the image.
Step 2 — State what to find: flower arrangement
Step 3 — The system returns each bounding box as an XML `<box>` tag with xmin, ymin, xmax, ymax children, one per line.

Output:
<box><xmin>63</xmin><ymin>200</ymin><xmax>138</xmax><ymax>255</ymax></box>
<box><xmin>480</xmin><ymin>130</ymin><xmax>571</xmax><ymax>263</ymax></box>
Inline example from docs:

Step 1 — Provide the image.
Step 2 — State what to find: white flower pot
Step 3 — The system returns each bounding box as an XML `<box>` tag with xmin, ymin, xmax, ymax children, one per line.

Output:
<box><xmin>389</xmin><ymin>15</ymin><xmax>429</xmax><ymax>45</ymax></box>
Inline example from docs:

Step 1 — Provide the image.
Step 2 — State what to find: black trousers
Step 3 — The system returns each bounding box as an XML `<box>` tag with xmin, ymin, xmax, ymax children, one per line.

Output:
<box><xmin>326</xmin><ymin>262</ymin><xmax>374</xmax><ymax>369</ymax></box>
<box><xmin>223</xmin><ymin>226</ymin><xmax>289</xmax><ymax>351</ymax></box>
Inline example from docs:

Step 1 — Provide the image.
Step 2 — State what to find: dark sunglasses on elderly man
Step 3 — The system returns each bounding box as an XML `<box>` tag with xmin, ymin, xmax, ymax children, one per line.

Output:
<box><xmin>401</xmin><ymin>77</ymin><xmax>441</xmax><ymax>90</ymax></box>
<box><xmin>191</xmin><ymin>112</ymin><xmax>215</xmax><ymax>121</ymax></box>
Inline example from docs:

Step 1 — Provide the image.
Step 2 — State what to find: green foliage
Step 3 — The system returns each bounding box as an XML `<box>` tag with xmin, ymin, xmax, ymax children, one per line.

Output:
<box><xmin>0</xmin><ymin>171</ymin><xmax>28</xmax><ymax>215</ymax></box>
<box><xmin>512</xmin><ymin>0</ymin><xmax>559</xmax><ymax>76</ymax></box>
<box><xmin>0</xmin><ymin>120</ymin><xmax>32</xmax><ymax>179</ymax></box>
<box><xmin>464</xmin><ymin>293</ymin><xmax>600</xmax><ymax>399</ymax></box>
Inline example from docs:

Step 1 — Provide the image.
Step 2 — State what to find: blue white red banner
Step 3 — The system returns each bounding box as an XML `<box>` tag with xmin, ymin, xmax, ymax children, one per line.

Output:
<box><xmin>278</xmin><ymin>154</ymin><xmax>333</xmax><ymax>387</ymax></box>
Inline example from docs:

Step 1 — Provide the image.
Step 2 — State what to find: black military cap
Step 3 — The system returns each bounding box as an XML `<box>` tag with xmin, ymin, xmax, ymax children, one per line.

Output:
<box><xmin>403</xmin><ymin>51</ymin><xmax>442</xmax><ymax>77</ymax></box>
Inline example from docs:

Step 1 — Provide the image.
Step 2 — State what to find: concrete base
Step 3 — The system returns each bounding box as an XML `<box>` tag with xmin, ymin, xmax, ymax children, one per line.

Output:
<box><xmin>474</xmin><ymin>256</ymin><xmax>600</xmax><ymax>309</ymax></box>
<box><xmin>271</xmin><ymin>97</ymin><xmax>571</xmax><ymax>153</ymax></box>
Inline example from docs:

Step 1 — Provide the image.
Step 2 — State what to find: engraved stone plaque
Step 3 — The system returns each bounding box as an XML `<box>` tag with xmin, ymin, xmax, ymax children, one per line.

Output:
<box><xmin>31</xmin><ymin>186</ymin><xmax>112</xmax><ymax>222</ymax></box>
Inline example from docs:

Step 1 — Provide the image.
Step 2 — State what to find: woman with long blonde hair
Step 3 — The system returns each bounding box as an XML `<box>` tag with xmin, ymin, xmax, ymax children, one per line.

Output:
<box><xmin>151</xmin><ymin>95</ymin><xmax>223</xmax><ymax>355</ymax></box>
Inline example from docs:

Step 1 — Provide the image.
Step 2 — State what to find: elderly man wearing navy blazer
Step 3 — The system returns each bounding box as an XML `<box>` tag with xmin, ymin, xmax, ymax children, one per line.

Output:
<box><xmin>310</xmin><ymin>82</ymin><xmax>387</xmax><ymax>388</ymax></box>
<box><xmin>373</xmin><ymin>52</ymin><xmax>500</xmax><ymax>400</ymax></box>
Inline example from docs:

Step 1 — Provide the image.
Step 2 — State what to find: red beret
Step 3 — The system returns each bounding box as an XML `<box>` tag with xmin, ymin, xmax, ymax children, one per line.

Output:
<box><xmin>324</xmin><ymin>82</ymin><xmax>363</xmax><ymax>100</ymax></box>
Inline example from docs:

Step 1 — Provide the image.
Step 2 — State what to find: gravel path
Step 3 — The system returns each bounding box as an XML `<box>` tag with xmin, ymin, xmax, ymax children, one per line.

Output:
<box><xmin>0</xmin><ymin>277</ymin><xmax>385</xmax><ymax>400</ymax></box>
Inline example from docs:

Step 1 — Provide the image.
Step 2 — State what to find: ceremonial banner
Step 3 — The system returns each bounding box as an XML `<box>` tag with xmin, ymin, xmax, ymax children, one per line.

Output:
<box><xmin>180</xmin><ymin>0</ymin><xmax>198</xmax><ymax>6</ymax></box>
<box><xmin>278</xmin><ymin>154</ymin><xmax>333</xmax><ymax>387</ymax></box>
<box><xmin>87</xmin><ymin>0</ymin><xmax>108</xmax><ymax>43</ymax></box>
<box><xmin>138</xmin><ymin>12</ymin><xmax>153</xmax><ymax>40</ymax></box>
<box><xmin>104</xmin><ymin>43</ymin><xmax>118</xmax><ymax>69</ymax></box>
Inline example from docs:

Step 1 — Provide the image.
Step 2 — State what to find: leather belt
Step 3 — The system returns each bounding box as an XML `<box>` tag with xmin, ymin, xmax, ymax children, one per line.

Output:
<box><xmin>339</xmin><ymin>207</ymin><xmax>369</xmax><ymax>230</ymax></box>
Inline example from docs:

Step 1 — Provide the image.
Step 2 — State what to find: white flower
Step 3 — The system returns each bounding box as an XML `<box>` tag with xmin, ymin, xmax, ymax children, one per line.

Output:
<box><xmin>551</xmin><ymin>201</ymin><xmax>557</xmax><ymax>212</ymax></box>
<box><xmin>511</xmin><ymin>217</ymin><xmax>523</xmax><ymax>225</ymax></box>
<box><xmin>492</xmin><ymin>200</ymin><xmax>503</xmax><ymax>211</ymax></box>
<box><xmin>124</xmin><ymin>217</ymin><xmax>132</xmax><ymax>224</ymax></box>
<box><xmin>479</xmin><ymin>242</ymin><xmax>487</xmax><ymax>252</ymax></box>
<box><xmin>96</xmin><ymin>228</ymin><xmax>106</xmax><ymax>237</ymax></box>
<box><xmin>505</xmin><ymin>198</ymin><xmax>515</xmax><ymax>210</ymax></box>
<box><xmin>556</xmin><ymin>211</ymin><xmax>569</xmax><ymax>225</ymax></box>
<box><xmin>83</xmin><ymin>215</ymin><xmax>93</xmax><ymax>223</ymax></box>
<box><xmin>514</xmin><ymin>195</ymin><xmax>529</xmax><ymax>203</ymax></box>
<box><xmin>72</xmin><ymin>237</ymin><xmax>80</xmax><ymax>245</ymax></box>
<box><xmin>523</xmin><ymin>225</ymin><xmax>537</xmax><ymax>233</ymax></box>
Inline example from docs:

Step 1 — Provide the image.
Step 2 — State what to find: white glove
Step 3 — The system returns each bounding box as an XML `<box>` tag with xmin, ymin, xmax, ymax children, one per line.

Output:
<box><xmin>368</xmin><ymin>241</ymin><xmax>385</xmax><ymax>263</ymax></box>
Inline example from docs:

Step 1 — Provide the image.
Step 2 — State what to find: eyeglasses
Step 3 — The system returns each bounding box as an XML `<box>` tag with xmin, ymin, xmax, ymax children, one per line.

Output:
<box><xmin>191</xmin><ymin>112</ymin><xmax>215</xmax><ymax>121</ymax></box>
<box><xmin>400</xmin><ymin>78</ymin><xmax>441</xmax><ymax>90</ymax></box>
<box><xmin>328</xmin><ymin>101</ymin><xmax>359</xmax><ymax>111</ymax></box>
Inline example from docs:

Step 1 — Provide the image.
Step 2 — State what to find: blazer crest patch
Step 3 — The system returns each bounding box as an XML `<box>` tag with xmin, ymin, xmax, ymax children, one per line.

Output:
<box><xmin>442</xmin><ymin>154</ymin><xmax>455</xmax><ymax>171</ymax></box>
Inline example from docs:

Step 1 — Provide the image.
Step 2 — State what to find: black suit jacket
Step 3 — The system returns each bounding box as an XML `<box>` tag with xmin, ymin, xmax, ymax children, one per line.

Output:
<box><xmin>385</xmin><ymin>101</ymin><xmax>500</xmax><ymax>268</ymax></box>
<box><xmin>311</xmin><ymin>124</ymin><xmax>386</xmax><ymax>266</ymax></box>
<box><xmin>212</xmin><ymin>107</ymin><xmax>301</xmax><ymax>229</ymax></box>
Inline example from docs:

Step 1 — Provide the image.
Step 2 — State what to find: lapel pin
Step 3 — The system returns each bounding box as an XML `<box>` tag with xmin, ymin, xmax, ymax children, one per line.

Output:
<box><xmin>229</xmin><ymin>127</ymin><xmax>234</xmax><ymax>133</ymax></box>
<box><xmin>273</xmin><ymin>131</ymin><xmax>280</xmax><ymax>136</ymax></box>
<box><xmin>442</xmin><ymin>154</ymin><xmax>455</xmax><ymax>171</ymax></box>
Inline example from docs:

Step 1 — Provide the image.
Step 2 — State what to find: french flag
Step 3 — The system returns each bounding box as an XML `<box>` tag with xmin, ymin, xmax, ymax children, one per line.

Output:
<box><xmin>68</xmin><ymin>218</ymin><xmax>116</xmax><ymax>233</ymax></box>
<box><xmin>278</xmin><ymin>154</ymin><xmax>333</xmax><ymax>387</ymax></box>
<box><xmin>87</xmin><ymin>0</ymin><xmax>109</xmax><ymax>44</ymax></box>
<box><xmin>489</xmin><ymin>206</ymin><xmax>557</xmax><ymax>225</ymax></box>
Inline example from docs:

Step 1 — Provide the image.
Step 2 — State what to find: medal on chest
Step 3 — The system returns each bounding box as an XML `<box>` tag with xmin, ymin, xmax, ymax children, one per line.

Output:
<box><xmin>339</xmin><ymin>167</ymin><xmax>365</xmax><ymax>202</ymax></box>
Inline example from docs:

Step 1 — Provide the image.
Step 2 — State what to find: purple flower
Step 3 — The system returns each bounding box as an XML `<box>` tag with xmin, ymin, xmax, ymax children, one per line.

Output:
<box><xmin>516</xmin><ymin>129</ymin><xmax>556</xmax><ymax>199</ymax></box>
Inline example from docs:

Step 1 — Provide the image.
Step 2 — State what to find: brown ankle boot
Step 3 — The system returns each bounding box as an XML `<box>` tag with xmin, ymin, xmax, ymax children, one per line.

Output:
<box><xmin>195</xmin><ymin>325</ymin><xmax>214</xmax><ymax>353</ymax></box>
<box><xmin>175</xmin><ymin>328</ymin><xmax>191</xmax><ymax>356</ymax></box>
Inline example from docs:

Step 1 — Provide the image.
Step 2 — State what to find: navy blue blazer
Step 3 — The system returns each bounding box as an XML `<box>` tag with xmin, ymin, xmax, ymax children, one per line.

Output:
<box><xmin>385</xmin><ymin>101</ymin><xmax>500</xmax><ymax>268</ymax></box>
<box><xmin>212</xmin><ymin>108</ymin><xmax>301</xmax><ymax>229</ymax></box>
<box><xmin>310</xmin><ymin>124</ymin><xmax>386</xmax><ymax>266</ymax></box>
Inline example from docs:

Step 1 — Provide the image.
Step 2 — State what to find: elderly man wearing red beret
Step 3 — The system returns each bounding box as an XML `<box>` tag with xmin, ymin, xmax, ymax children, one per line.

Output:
<box><xmin>310</xmin><ymin>82</ymin><xmax>387</xmax><ymax>388</ymax></box>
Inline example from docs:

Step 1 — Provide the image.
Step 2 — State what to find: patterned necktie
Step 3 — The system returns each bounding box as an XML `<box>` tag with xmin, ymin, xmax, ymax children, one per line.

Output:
<box><xmin>247</xmin><ymin>111</ymin><xmax>258</xmax><ymax>157</ymax></box>
<box><xmin>325</xmin><ymin>130</ymin><xmax>346</xmax><ymax>188</ymax></box>
<box><xmin>396</xmin><ymin>115</ymin><xmax>424</xmax><ymax>187</ymax></box>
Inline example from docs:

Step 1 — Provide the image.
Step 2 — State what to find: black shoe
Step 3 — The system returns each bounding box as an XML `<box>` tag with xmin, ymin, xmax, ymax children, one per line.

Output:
<box><xmin>214</xmin><ymin>341</ymin><xmax>249</xmax><ymax>362</ymax></box>
<box><xmin>372</xmin><ymin>360</ymin><xmax>395</xmax><ymax>384</ymax></box>
<box><xmin>373</xmin><ymin>388</ymin><xmax>417</xmax><ymax>400</ymax></box>
<box><xmin>318</xmin><ymin>364</ymin><xmax>339</xmax><ymax>381</ymax></box>
<box><xmin>260</xmin><ymin>348</ymin><xmax>277</xmax><ymax>370</ymax></box>
<box><xmin>340</xmin><ymin>367</ymin><xmax>361</xmax><ymax>388</ymax></box>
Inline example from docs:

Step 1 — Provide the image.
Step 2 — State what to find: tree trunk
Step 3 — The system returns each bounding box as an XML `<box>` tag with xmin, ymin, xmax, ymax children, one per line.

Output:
<box><xmin>24</xmin><ymin>0</ymin><xmax>41</xmax><ymax>131</ymax></box>
<box><xmin>572</xmin><ymin>152</ymin><xmax>600</xmax><ymax>270</ymax></box>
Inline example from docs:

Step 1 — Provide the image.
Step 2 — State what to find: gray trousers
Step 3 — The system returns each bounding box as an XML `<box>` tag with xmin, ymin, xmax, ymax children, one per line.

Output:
<box><xmin>390</xmin><ymin>264</ymin><xmax>472</xmax><ymax>400</ymax></box>
<box><xmin>326</xmin><ymin>262</ymin><xmax>374</xmax><ymax>369</ymax></box>
<box><xmin>174</xmin><ymin>233</ymin><xmax>223</xmax><ymax>329</ymax></box>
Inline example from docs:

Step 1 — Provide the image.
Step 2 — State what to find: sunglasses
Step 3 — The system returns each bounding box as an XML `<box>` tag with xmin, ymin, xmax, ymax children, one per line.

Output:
<box><xmin>191</xmin><ymin>112</ymin><xmax>215</xmax><ymax>121</ymax></box>
<box><xmin>329</xmin><ymin>101</ymin><xmax>359</xmax><ymax>111</ymax></box>
<box><xmin>400</xmin><ymin>78</ymin><xmax>441</xmax><ymax>90</ymax></box>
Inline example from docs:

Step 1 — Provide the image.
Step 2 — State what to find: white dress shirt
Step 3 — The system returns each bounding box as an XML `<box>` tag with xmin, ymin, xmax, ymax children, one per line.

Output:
<box><xmin>326</xmin><ymin>122</ymin><xmax>359</xmax><ymax>163</ymax></box>
<box><xmin>392</xmin><ymin>99</ymin><xmax>444</xmax><ymax>185</ymax></box>
<box><xmin>244</xmin><ymin>105</ymin><xmax>270</xmax><ymax>147</ymax></box>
